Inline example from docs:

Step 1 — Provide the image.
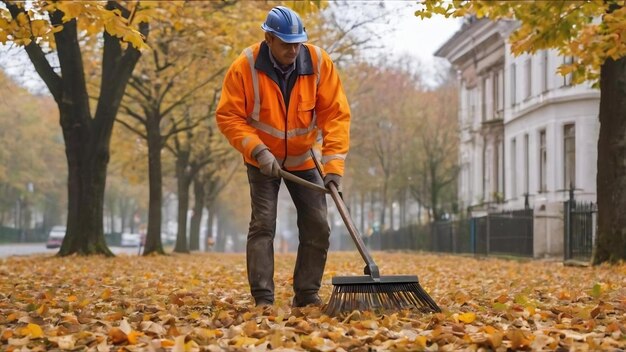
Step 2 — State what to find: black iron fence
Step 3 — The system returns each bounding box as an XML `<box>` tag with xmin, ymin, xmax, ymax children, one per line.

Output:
<box><xmin>0</xmin><ymin>225</ymin><xmax>47</xmax><ymax>243</ymax></box>
<box><xmin>358</xmin><ymin>209</ymin><xmax>534</xmax><ymax>257</ymax></box>
<box><xmin>564</xmin><ymin>200</ymin><xmax>596</xmax><ymax>262</ymax></box>
<box><xmin>431</xmin><ymin>218</ymin><xmax>472</xmax><ymax>253</ymax></box>
<box><xmin>475</xmin><ymin>209</ymin><xmax>534</xmax><ymax>257</ymax></box>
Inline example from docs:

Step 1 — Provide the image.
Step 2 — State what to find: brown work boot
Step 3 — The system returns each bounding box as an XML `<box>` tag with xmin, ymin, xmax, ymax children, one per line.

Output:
<box><xmin>255</xmin><ymin>298</ymin><xmax>274</xmax><ymax>307</ymax></box>
<box><xmin>292</xmin><ymin>294</ymin><xmax>323</xmax><ymax>308</ymax></box>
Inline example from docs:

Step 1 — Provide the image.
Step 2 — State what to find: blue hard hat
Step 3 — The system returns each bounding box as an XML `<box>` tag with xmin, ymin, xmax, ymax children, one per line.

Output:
<box><xmin>261</xmin><ymin>6</ymin><xmax>308</xmax><ymax>43</ymax></box>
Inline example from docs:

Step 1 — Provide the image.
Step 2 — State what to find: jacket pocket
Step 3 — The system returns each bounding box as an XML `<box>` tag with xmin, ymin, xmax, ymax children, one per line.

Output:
<box><xmin>296</xmin><ymin>100</ymin><xmax>316</xmax><ymax>131</ymax></box>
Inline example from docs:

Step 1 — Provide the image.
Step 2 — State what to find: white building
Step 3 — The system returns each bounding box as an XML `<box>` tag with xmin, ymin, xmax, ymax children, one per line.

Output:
<box><xmin>436</xmin><ymin>18</ymin><xmax>599</xmax><ymax>212</ymax></box>
<box><xmin>435</xmin><ymin>18</ymin><xmax>600</xmax><ymax>257</ymax></box>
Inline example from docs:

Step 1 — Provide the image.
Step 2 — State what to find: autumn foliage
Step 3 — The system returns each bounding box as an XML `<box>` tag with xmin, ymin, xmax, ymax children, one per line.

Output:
<box><xmin>0</xmin><ymin>252</ymin><xmax>624</xmax><ymax>350</ymax></box>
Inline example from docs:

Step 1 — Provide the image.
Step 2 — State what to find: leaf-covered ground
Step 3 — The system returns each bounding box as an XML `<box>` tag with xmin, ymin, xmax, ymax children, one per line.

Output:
<box><xmin>0</xmin><ymin>251</ymin><xmax>624</xmax><ymax>351</ymax></box>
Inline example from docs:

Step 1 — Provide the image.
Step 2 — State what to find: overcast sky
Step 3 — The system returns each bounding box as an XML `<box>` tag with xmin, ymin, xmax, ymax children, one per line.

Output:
<box><xmin>384</xmin><ymin>2</ymin><xmax>461</xmax><ymax>63</ymax></box>
<box><xmin>371</xmin><ymin>1</ymin><xmax>462</xmax><ymax>84</ymax></box>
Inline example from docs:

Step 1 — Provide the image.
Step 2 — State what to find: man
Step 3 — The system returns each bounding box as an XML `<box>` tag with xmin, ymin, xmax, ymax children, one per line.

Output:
<box><xmin>215</xmin><ymin>6</ymin><xmax>351</xmax><ymax>307</ymax></box>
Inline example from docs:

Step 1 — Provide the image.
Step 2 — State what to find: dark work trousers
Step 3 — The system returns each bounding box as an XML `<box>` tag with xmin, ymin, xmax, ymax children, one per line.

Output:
<box><xmin>245</xmin><ymin>164</ymin><xmax>330</xmax><ymax>304</ymax></box>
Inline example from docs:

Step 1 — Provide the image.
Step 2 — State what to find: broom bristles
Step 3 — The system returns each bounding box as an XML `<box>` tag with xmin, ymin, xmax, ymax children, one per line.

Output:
<box><xmin>323</xmin><ymin>282</ymin><xmax>441</xmax><ymax>317</ymax></box>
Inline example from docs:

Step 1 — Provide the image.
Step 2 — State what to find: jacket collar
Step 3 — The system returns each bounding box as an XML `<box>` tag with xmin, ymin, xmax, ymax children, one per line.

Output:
<box><xmin>255</xmin><ymin>41</ymin><xmax>314</xmax><ymax>82</ymax></box>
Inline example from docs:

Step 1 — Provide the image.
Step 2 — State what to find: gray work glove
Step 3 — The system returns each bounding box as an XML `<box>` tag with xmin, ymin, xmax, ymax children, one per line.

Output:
<box><xmin>324</xmin><ymin>173</ymin><xmax>342</xmax><ymax>191</ymax></box>
<box><xmin>255</xmin><ymin>149</ymin><xmax>281</xmax><ymax>177</ymax></box>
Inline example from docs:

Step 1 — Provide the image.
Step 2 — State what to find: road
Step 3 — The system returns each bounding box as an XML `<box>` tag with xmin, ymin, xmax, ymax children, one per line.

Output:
<box><xmin>0</xmin><ymin>243</ymin><xmax>143</xmax><ymax>258</ymax></box>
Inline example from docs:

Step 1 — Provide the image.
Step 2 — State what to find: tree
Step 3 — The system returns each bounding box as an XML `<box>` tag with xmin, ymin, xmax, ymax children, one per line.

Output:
<box><xmin>404</xmin><ymin>74</ymin><xmax>459</xmax><ymax>221</ymax></box>
<box><xmin>106</xmin><ymin>123</ymin><xmax>149</xmax><ymax>235</ymax></box>
<box><xmin>0</xmin><ymin>70</ymin><xmax>66</xmax><ymax>232</ymax></box>
<box><xmin>116</xmin><ymin>1</ymin><xmax>266</xmax><ymax>255</ymax></box>
<box><xmin>0</xmin><ymin>1</ymin><xmax>150</xmax><ymax>255</ymax></box>
<box><xmin>417</xmin><ymin>1</ymin><xmax>626</xmax><ymax>263</ymax></box>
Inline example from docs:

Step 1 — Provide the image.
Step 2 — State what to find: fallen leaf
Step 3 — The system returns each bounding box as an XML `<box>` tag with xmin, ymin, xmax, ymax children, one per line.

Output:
<box><xmin>108</xmin><ymin>327</ymin><xmax>127</xmax><ymax>344</ymax></box>
<box><xmin>458</xmin><ymin>312</ymin><xmax>476</xmax><ymax>324</ymax></box>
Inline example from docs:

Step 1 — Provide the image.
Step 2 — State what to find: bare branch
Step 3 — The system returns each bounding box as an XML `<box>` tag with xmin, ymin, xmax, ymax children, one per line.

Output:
<box><xmin>115</xmin><ymin>117</ymin><xmax>147</xmax><ymax>140</ymax></box>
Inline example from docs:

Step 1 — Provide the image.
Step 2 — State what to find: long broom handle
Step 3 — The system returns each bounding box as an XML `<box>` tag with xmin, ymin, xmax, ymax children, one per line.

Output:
<box><xmin>309</xmin><ymin>151</ymin><xmax>381</xmax><ymax>280</ymax></box>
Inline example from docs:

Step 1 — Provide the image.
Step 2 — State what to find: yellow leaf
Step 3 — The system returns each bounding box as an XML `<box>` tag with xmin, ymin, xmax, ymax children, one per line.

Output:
<box><xmin>67</xmin><ymin>295</ymin><xmax>78</xmax><ymax>302</ymax></box>
<box><xmin>16</xmin><ymin>12</ymin><xmax>28</xmax><ymax>26</ymax></box>
<box><xmin>101</xmin><ymin>288</ymin><xmax>112</xmax><ymax>300</ymax></box>
<box><xmin>24</xmin><ymin>323</ymin><xmax>43</xmax><ymax>338</ymax></box>
<box><xmin>233</xmin><ymin>335</ymin><xmax>258</xmax><ymax>348</ymax></box>
<box><xmin>36</xmin><ymin>304</ymin><xmax>47</xmax><ymax>316</ymax></box>
<box><xmin>458</xmin><ymin>312</ymin><xmax>476</xmax><ymax>324</ymax></box>
<box><xmin>415</xmin><ymin>335</ymin><xmax>428</xmax><ymax>348</ymax></box>
<box><xmin>0</xmin><ymin>31</ymin><xmax>8</xmax><ymax>45</ymax></box>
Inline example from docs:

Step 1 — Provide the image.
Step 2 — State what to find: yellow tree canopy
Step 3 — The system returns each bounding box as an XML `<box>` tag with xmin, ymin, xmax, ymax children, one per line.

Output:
<box><xmin>0</xmin><ymin>0</ymin><xmax>159</xmax><ymax>49</ymax></box>
<box><xmin>416</xmin><ymin>0</ymin><xmax>626</xmax><ymax>84</ymax></box>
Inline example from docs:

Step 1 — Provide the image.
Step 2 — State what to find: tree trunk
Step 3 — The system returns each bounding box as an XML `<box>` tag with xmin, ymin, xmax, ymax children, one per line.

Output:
<box><xmin>58</xmin><ymin>108</ymin><xmax>114</xmax><ymax>256</ymax></box>
<box><xmin>119</xmin><ymin>197</ymin><xmax>129</xmax><ymax>233</ymax></box>
<box><xmin>389</xmin><ymin>195</ymin><xmax>395</xmax><ymax>231</ymax></box>
<box><xmin>215</xmin><ymin>204</ymin><xmax>227</xmax><ymax>252</ymax></box>
<box><xmin>379</xmin><ymin>183</ymin><xmax>387</xmax><ymax>230</ymax></box>
<box><xmin>143</xmin><ymin>117</ymin><xmax>165</xmax><ymax>255</ymax></box>
<box><xmin>189</xmin><ymin>175</ymin><xmax>205</xmax><ymax>251</ymax></box>
<box><xmin>205</xmin><ymin>200</ymin><xmax>215</xmax><ymax>251</ymax></box>
<box><xmin>173</xmin><ymin>150</ymin><xmax>192</xmax><ymax>253</ymax></box>
<box><xmin>593</xmin><ymin>56</ymin><xmax>626</xmax><ymax>264</ymax></box>
<box><xmin>107</xmin><ymin>196</ymin><xmax>115</xmax><ymax>233</ymax></box>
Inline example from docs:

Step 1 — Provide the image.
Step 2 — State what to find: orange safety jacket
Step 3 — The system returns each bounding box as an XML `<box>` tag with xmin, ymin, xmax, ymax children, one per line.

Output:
<box><xmin>215</xmin><ymin>41</ymin><xmax>351</xmax><ymax>176</ymax></box>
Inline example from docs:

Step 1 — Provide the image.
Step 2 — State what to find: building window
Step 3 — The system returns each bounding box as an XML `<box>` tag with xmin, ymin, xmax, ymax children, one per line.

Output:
<box><xmin>469</xmin><ymin>87</ymin><xmax>476</xmax><ymax>122</ymax></box>
<box><xmin>539</xmin><ymin>129</ymin><xmax>547</xmax><ymax>192</ymax></box>
<box><xmin>542</xmin><ymin>50</ymin><xmax>549</xmax><ymax>93</ymax></box>
<box><xmin>481</xmin><ymin>77</ymin><xmax>488</xmax><ymax>121</ymax></box>
<box><xmin>563</xmin><ymin>56</ymin><xmax>574</xmax><ymax>86</ymax></box>
<box><xmin>511</xmin><ymin>138</ymin><xmax>517</xmax><ymax>198</ymax></box>
<box><xmin>493</xmin><ymin>69</ymin><xmax>503</xmax><ymax>118</ymax></box>
<box><xmin>564</xmin><ymin>124</ymin><xmax>576</xmax><ymax>189</ymax></box>
<box><xmin>525</xmin><ymin>58</ymin><xmax>532</xmax><ymax>100</ymax></box>
<box><xmin>524</xmin><ymin>134</ymin><xmax>529</xmax><ymax>194</ymax></box>
<box><xmin>510</xmin><ymin>63</ymin><xmax>517</xmax><ymax>106</ymax></box>
<box><xmin>497</xmin><ymin>138</ymin><xmax>504</xmax><ymax>199</ymax></box>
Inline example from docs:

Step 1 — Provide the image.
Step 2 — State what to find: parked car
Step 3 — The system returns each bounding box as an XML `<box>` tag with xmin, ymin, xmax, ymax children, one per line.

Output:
<box><xmin>46</xmin><ymin>226</ymin><xmax>66</xmax><ymax>249</ymax></box>
<box><xmin>120</xmin><ymin>233</ymin><xmax>142</xmax><ymax>247</ymax></box>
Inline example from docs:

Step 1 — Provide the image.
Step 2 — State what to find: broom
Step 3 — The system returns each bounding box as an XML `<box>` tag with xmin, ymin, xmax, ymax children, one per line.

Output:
<box><xmin>279</xmin><ymin>153</ymin><xmax>442</xmax><ymax>316</ymax></box>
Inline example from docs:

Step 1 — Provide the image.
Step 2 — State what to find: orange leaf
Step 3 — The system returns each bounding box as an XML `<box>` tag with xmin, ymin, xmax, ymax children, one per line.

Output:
<box><xmin>105</xmin><ymin>312</ymin><xmax>124</xmax><ymax>321</ymax></box>
<box><xmin>161</xmin><ymin>339</ymin><xmax>175</xmax><ymax>347</ymax></box>
<box><xmin>108</xmin><ymin>327</ymin><xmax>127</xmax><ymax>344</ymax></box>
<box><xmin>494</xmin><ymin>294</ymin><xmax>509</xmax><ymax>303</ymax></box>
<box><xmin>127</xmin><ymin>330</ymin><xmax>143</xmax><ymax>344</ymax></box>
<box><xmin>506</xmin><ymin>329</ymin><xmax>531</xmax><ymax>350</ymax></box>
<box><xmin>1</xmin><ymin>329</ymin><xmax>13</xmax><ymax>341</ymax></box>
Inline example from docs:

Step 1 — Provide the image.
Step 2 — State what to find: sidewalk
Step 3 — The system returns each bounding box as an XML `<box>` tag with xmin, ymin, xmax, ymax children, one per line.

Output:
<box><xmin>0</xmin><ymin>242</ymin><xmax>142</xmax><ymax>258</ymax></box>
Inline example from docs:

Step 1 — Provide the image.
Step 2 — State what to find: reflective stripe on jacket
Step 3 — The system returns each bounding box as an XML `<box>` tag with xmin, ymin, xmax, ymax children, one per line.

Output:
<box><xmin>215</xmin><ymin>41</ymin><xmax>351</xmax><ymax>175</ymax></box>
